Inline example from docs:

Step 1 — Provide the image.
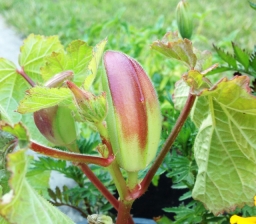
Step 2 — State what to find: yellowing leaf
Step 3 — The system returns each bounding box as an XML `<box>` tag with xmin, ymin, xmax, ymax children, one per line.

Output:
<box><xmin>151</xmin><ymin>32</ymin><xmax>197</xmax><ymax>69</ymax></box>
<box><xmin>0</xmin><ymin>149</ymin><xmax>74</xmax><ymax>224</ymax></box>
<box><xmin>191</xmin><ymin>75</ymin><xmax>256</xmax><ymax>214</ymax></box>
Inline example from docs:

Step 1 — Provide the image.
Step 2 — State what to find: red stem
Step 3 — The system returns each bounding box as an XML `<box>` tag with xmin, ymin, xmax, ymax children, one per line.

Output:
<box><xmin>29</xmin><ymin>141</ymin><xmax>114</xmax><ymax>167</ymax></box>
<box><xmin>78</xmin><ymin>163</ymin><xmax>119</xmax><ymax>210</ymax></box>
<box><xmin>128</xmin><ymin>92</ymin><xmax>196</xmax><ymax>199</ymax></box>
<box><xmin>116</xmin><ymin>200</ymin><xmax>135</xmax><ymax>224</ymax></box>
<box><xmin>16</xmin><ymin>67</ymin><xmax>36</xmax><ymax>87</ymax></box>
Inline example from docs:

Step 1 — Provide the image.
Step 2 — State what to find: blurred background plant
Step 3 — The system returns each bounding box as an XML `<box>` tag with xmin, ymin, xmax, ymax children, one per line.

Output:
<box><xmin>0</xmin><ymin>0</ymin><xmax>256</xmax><ymax>223</ymax></box>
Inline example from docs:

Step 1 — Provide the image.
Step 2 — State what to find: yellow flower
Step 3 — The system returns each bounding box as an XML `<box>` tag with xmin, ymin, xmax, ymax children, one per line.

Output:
<box><xmin>230</xmin><ymin>215</ymin><xmax>256</xmax><ymax>224</ymax></box>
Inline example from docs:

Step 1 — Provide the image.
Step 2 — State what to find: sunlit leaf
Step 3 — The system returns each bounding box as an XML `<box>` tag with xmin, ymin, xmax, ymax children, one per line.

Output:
<box><xmin>26</xmin><ymin>169</ymin><xmax>51</xmax><ymax>199</ymax></box>
<box><xmin>17</xmin><ymin>87</ymin><xmax>73</xmax><ymax>113</ymax></box>
<box><xmin>19</xmin><ymin>34</ymin><xmax>64</xmax><ymax>83</ymax></box>
<box><xmin>0</xmin><ymin>149</ymin><xmax>74</xmax><ymax>224</ymax></box>
<box><xmin>191</xmin><ymin>75</ymin><xmax>256</xmax><ymax>214</ymax></box>
<box><xmin>151</xmin><ymin>32</ymin><xmax>197</xmax><ymax>69</ymax></box>
<box><xmin>41</xmin><ymin>40</ymin><xmax>92</xmax><ymax>86</ymax></box>
<box><xmin>84</xmin><ymin>39</ymin><xmax>107</xmax><ymax>89</ymax></box>
<box><xmin>0</xmin><ymin>58</ymin><xmax>29</xmax><ymax>125</ymax></box>
<box><xmin>172</xmin><ymin>79</ymin><xmax>190</xmax><ymax>110</ymax></box>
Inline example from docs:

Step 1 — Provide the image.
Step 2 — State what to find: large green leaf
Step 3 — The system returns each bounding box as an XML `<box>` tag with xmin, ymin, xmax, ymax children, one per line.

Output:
<box><xmin>17</xmin><ymin>87</ymin><xmax>74</xmax><ymax>113</ymax></box>
<box><xmin>191</xmin><ymin>75</ymin><xmax>256</xmax><ymax>214</ymax></box>
<box><xmin>41</xmin><ymin>40</ymin><xmax>92</xmax><ymax>86</ymax></box>
<box><xmin>0</xmin><ymin>58</ymin><xmax>29</xmax><ymax>125</ymax></box>
<box><xmin>19</xmin><ymin>34</ymin><xmax>64</xmax><ymax>83</ymax></box>
<box><xmin>0</xmin><ymin>149</ymin><xmax>74</xmax><ymax>224</ymax></box>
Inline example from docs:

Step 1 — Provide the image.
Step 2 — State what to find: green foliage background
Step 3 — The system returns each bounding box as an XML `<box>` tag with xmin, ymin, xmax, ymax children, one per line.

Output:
<box><xmin>0</xmin><ymin>0</ymin><xmax>255</xmax><ymax>50</ymax></box>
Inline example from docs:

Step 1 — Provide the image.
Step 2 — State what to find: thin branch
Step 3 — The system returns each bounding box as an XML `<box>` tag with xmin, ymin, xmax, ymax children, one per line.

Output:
<box><xmin>78</xmin><ymin>163</ymin><xmax>119</xmax><ymax>211</ymax></box>
<box><xmin>29</xmin><ymin>141</ymin><xmax>114</xmax><ymax>167</ymax></box>
<box><xmin>128</xmin><ymin>92</ymin><xmax>196</xmax><ymax>199</ymax></box>
<box><xmin>49</xmin><ymin>200</ymin><xmax>88</xmax><ymax>218</ymax></box>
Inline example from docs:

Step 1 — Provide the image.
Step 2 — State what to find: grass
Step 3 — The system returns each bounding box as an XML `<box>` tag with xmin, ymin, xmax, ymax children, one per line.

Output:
<box><xmin>0</xmin><ymin>0</ymin><xmax>255</xmax><ymax>51</ymax></box>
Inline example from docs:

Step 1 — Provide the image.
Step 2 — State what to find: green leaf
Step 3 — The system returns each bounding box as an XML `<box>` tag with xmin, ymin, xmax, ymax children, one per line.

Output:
<box><xmin>232</xmin><ymin>42</ymin><xmax>250</xmax><ymax>70</ymax></box>
<box><xmin>0</xmin><ymin>122</ymin><xmax>29</xmax><ymax>148</ymax></box>
<box><xmin>19</xmin><ymin>34</ymin><xmax>64</xmax><ymax>83</ymax></box>
<box><xmin>26</xmin><ymin>169</ymin><xmax>51</xmax><ymax>199</ymax></box>
<box><xmin>0</xmin><ymin>149</ymin><xmax>74</xmax><ymax>224</ymax></box>
<box><xmin>205</xmin><ymin>66</ymin><xmax>233</xmax><ymax>76</ymax></box>
<box><xmin>191</xmin><ymin>75</ymin><xmax>256</xmax><ymax>214</ymax></box>
<box><xmin>41</xmin><ymin>40</ymin><xmax>92</xmax><ymax>86</ymax></box>
<box><xmin>249</xmin><ymin>1</ymin><xmax>256</xmax><ymax>10</ymax></box>
<box><xmin>151</xmin><ymin>32</ymin><xmax>197</xmax><ymax>69</ymax></box>
<box><xmin>0</xmin><ymin>58</ymin><xmax>29</xmax><ymax>125</ymax></box>
<box><xmin>0</xmin><ymin>216</ymin><xmax>9</xmax><ymax>224</ymax></box>
<box><xmin>172</xmin><ymin>80</ymin><xmax>190</xmax><ymax>111</ymax></box>
<box><xmin>250</xmin><ymin>53</ymin><xmax>256</xmax><ymax>71</ymax></box>
<box><xmin>213</xmin><ymin>44</ymin><xmax>237</xmax><ymax>68</ymax></box>
<box><xmin>17</xmin><ymin>87</ymin><xmax>74</xmax><ymax>113</ymax></box>
<box><xmin>84</xmin><ymin>39</ymin><xmax>107</xmax><ymax>90</ymax></box>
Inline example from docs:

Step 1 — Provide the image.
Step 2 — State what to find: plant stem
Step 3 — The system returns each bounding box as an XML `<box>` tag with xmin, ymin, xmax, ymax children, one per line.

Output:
<box><xmin>128</xmin><ymin>92</ymin><xmax>196</xmax><ymax>199</ymax></box>
<box><xmin>95</xmin><ymin>121</ymin><xmax>128</xmax><ymax>199</ymax></box>
<box><xmin>78</xmin><ymin>163</ymin><xmax>119</xmax><ymax>211</ymax></box>
<box><xmin>107</xmin><ymin>160</ymin><xmax>128</xmax><ymax>199</ymax></box>
<box><xmin>127</xmin><ymin>171</ymin><xmax>139</xmax><ymax>190</ymax></box>
<box><xmin>29</xmin><ymin>141</ymin><xmax>114</xmax><ymax>167</ymax></box>
<box><xmin>16</xmin><ymin>67</ymin><xmax>36</xmax><ymax>87</ymax></box>
<box><xmin>116</xmin><ymin>200</ymin><xmax>135</xmax><ymax>224</ymax></box>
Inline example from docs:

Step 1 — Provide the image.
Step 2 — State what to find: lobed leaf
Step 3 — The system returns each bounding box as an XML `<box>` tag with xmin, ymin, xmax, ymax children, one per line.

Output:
<box><xmin>17</xmin><ymin>87</ymin><xmax>74</xmax><ymax>113</ymax></box>
<box><xmin>19</xmin><ymin>34</ymin><xmax>64</xmax><ymax>83</ymax></box>
<box><xmin>191</xmin><ymin>75</ymin><xmax>256</xmax><ymax>214</ymax></box>
<box><xmin>0</xmin><ymin>58</ymin><xmax>29</xmax><ymax>125</ymax></box>
<box><xmin>0</xmin><ymin>149</ymin><xmax>74</xmax><ymax>224</ymax></box>
<box><xmin>41</xmin><ymin>40</ymin><xmax>92</xmax><ymax>86</ymax></box>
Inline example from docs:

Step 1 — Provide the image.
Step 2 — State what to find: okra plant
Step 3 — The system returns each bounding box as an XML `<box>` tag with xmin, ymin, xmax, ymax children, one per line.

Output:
<box><xmin>0</xmin><ymin>29</ymin><xmax>256</xmax><ymax>224</ymax></box>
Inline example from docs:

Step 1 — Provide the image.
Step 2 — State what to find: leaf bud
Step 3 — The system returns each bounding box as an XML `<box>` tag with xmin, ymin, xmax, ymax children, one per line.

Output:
<box><xmin>34</xmin><ymin>106</ymin><xmax>77</xmax><ymax>147</ymax></box>
<box><xmin>176</xmin><ymin>0</ymin><xmax>193</xmax><ymax>39</ymax></box>
<box><xmin>66</xmin><ymin>81</ymin><xmax>107</xmax><ymax>123</ymax></box>
<box><xmin>103</xmin><ymin>51</ymin><xmax>162</xmax><ymax>172</ymax></box>
<box><xmin>44</xmin><ymin>70</ymin><xmax>74</xmax><ymax>88</ymax></box>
